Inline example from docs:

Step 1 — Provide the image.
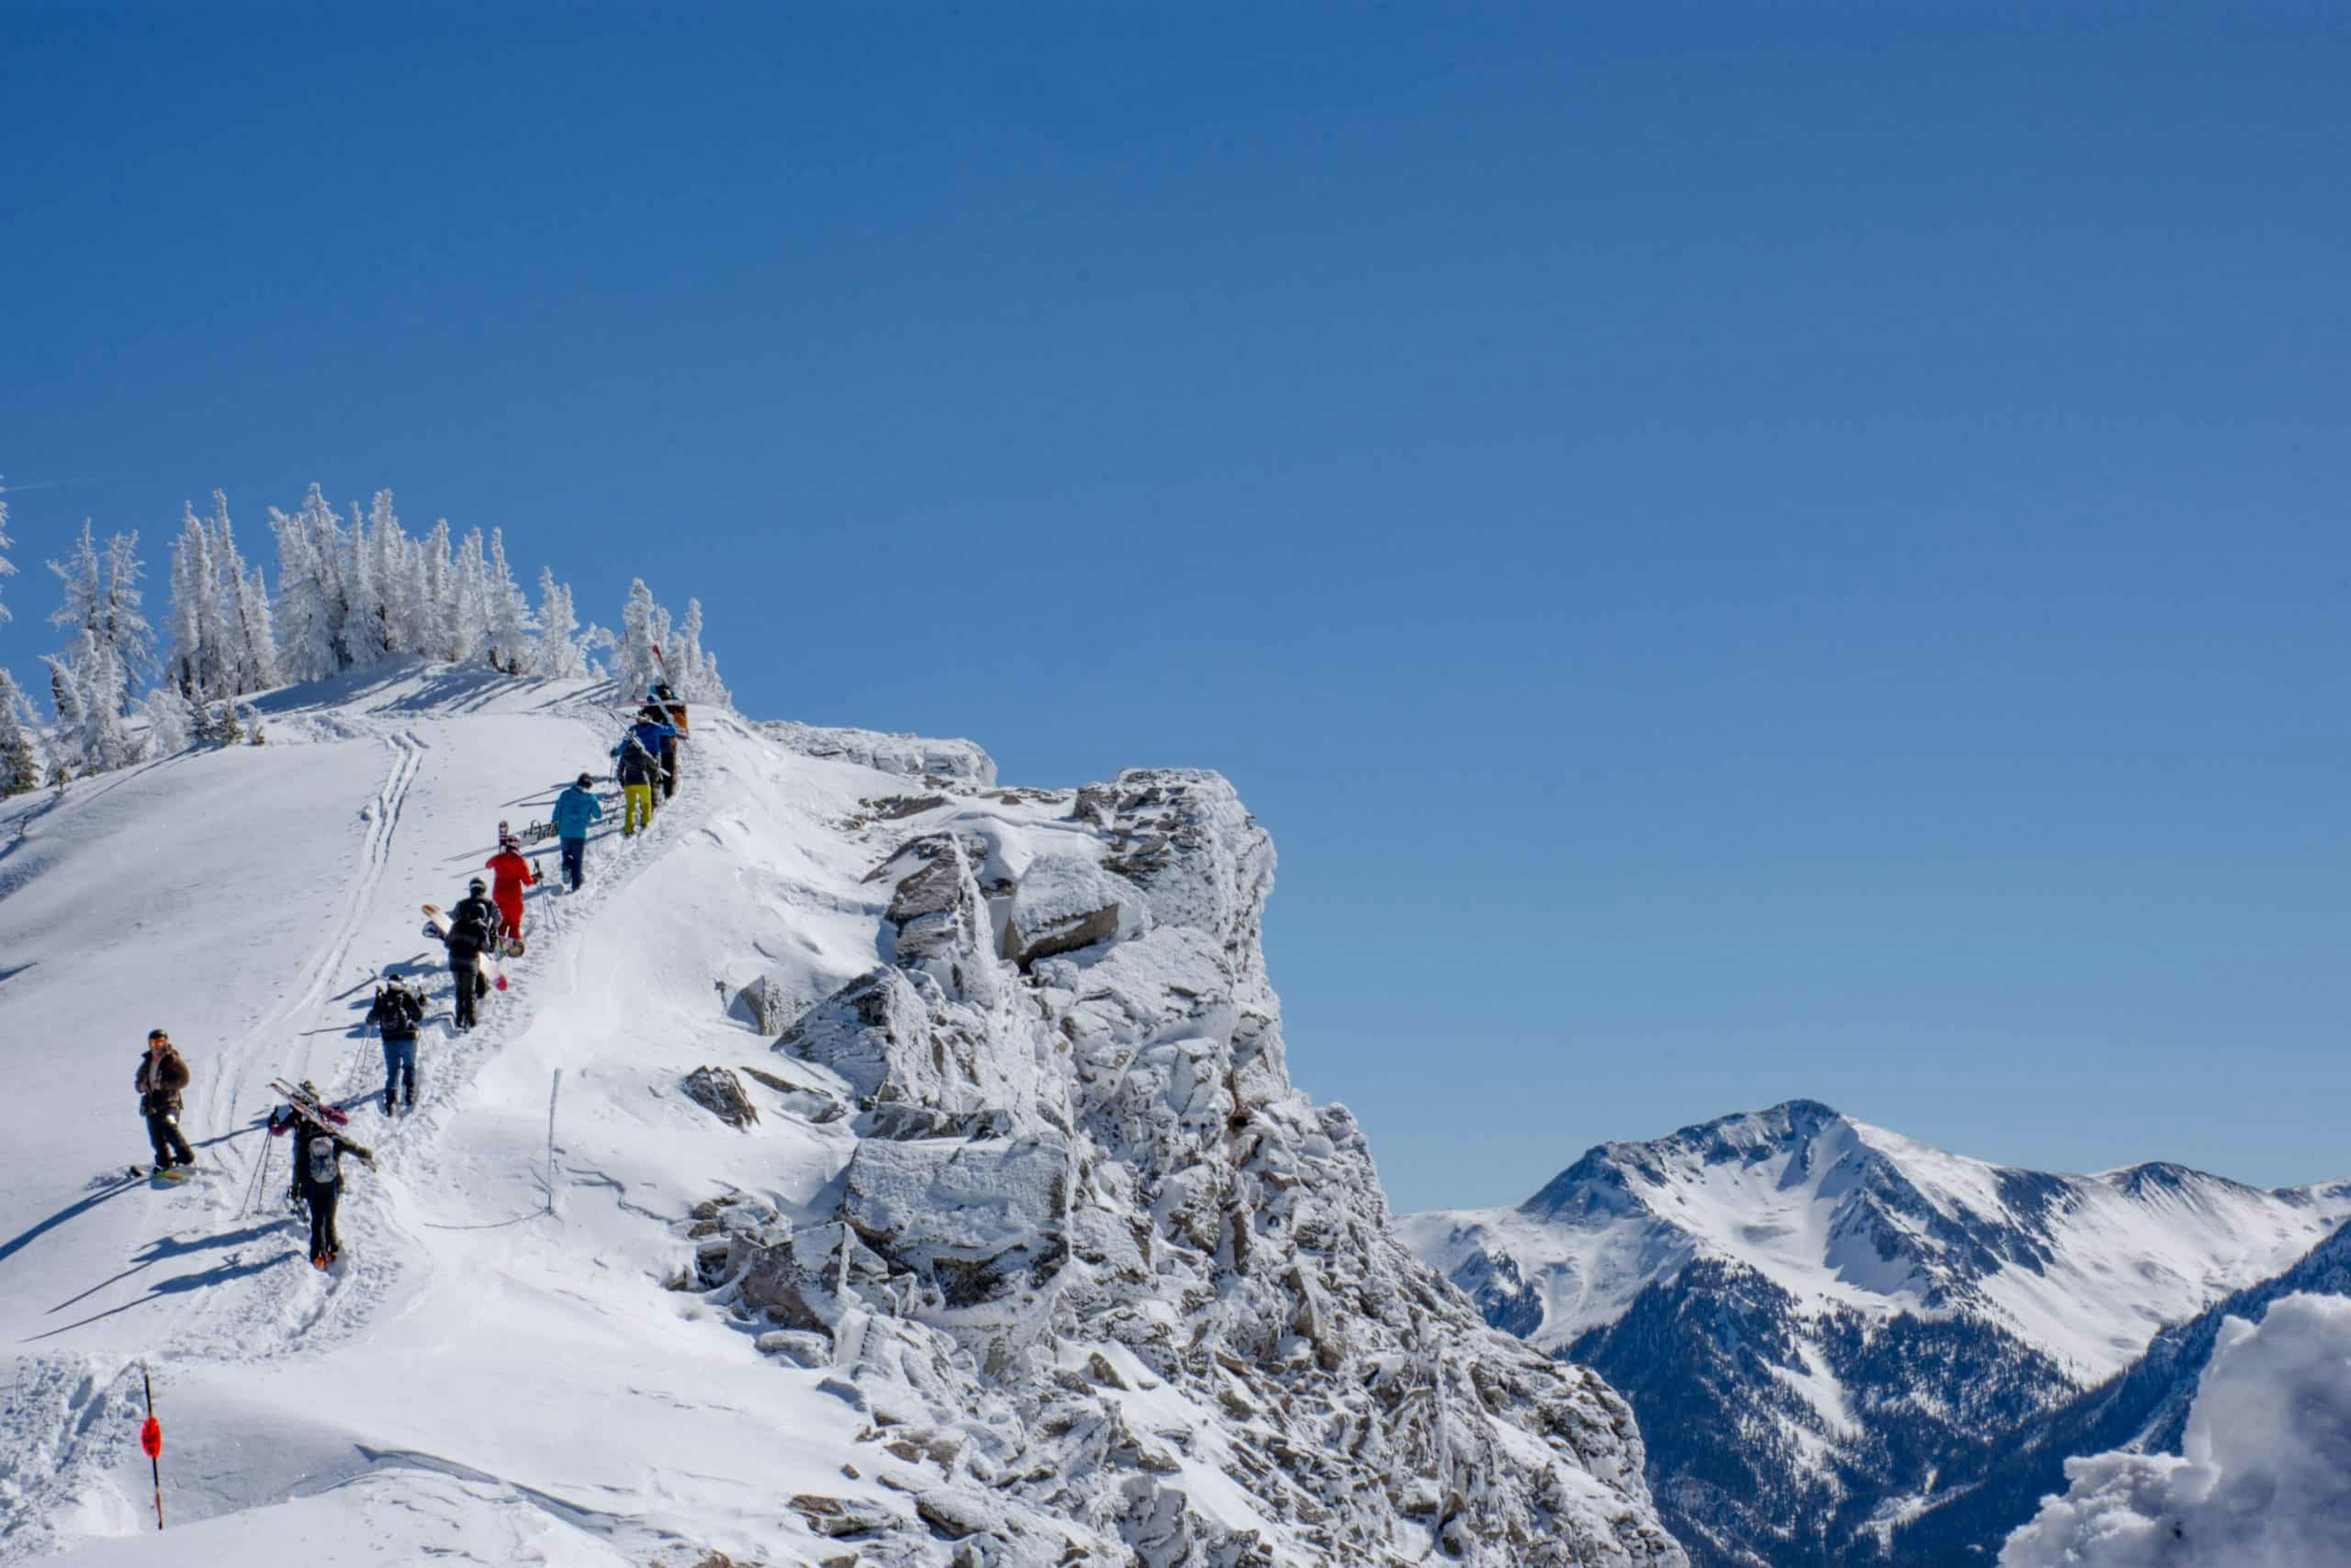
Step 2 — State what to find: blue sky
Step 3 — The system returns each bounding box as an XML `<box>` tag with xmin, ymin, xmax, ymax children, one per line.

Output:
<box><xmin>2</xmin><ymin>4</ymin><xmax>2344</xmax><ymax>1211</ymax></box>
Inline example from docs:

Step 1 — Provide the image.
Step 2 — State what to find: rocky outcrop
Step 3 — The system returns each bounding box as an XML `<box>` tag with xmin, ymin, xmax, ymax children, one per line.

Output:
<box><xmin>762</xmin><ymin>719</ymin><xmax>997</xmax><ymax>787</ymax></box>
<box><xmin>681</xmin><ymin>1065</ymin><xmax>759</xmax><ymax>1128</ymax></box>
<box><xmin>700</xmin><ymin>767</ymin><xmax>1686</xmax><ymax>1566</ymax></box>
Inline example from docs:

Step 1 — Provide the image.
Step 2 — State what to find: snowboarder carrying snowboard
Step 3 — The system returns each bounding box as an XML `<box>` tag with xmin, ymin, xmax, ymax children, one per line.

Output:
<box><xmin>552</xmin><ymin>771</ymin><xmax>603</xmax><ymax>891</ymax></box>
<box><xmin>484</xmin><ymin>836</ymin><xmax>538</xmax><ymax>950</ymax></box>
<box><xmin>441</xmin><ymin>881</ymin><xmax>500</xmax><ymax>1030</ymax></box>
<box><xmin>366</xmin><ymin>973</ymin><xmax>426</xmax><ymax>1114</ymax></box>
<box><xmin>290</xmin><ymin>1120</ymin><xmax>372</xmax><ymax>1269</ymax></box>
<box><xmin>614</xmin><ymin>733</ymin><xmax>661</xmax><ymax>836</ymax></box>
<box><xmin>133</xmin><ymin>1029</ymin><xmax>195</xmax><ymax>1175</ymax></box>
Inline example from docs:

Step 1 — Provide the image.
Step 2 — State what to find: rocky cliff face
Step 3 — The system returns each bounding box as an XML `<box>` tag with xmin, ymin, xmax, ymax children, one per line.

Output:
<box><xmin>690</xmin><ymin>768</ymin><xmax>1687</xmax><ymax>1566</ymax></box>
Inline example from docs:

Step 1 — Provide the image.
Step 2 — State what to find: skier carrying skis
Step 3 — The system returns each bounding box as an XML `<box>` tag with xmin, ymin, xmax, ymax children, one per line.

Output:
<box><xmin>441</xmin><ymin>880</ymin><xmax>500</xmax><ymax>1031</ymax></box>
<box><xmin>552</xmin><ymin>771</ymin><xmax>604</xmax><ymax>891</ymax></box>
<box><xmin>366</xmin><ymin>972</ymin><xmax>426</xmax><ymax>1114</ymax></box>
<box><xmin>266</xmin><ymin>1081</ymin><xmax>347</xmax><ymax>1209</ymax></box>
<box><xmin>613</xmin><ymin>732</ymin><xmax>661</xmax><ymax>837</ymax></box>
<box><xmin>645</xmin><ymin>686</ymin><xmax>686</xmax><ymax>800</ymax></box>
<box><xmin>289</xmin><ymin>1117</ymin><xmax>372</xmax><ymax>1269</ymax></box>
<box><xmin>133</xmin><ymin>1029</ymin><xmax>195</xmax><ymax>1175</ymax></box>
<box><xmin>484</xmin><ymin>835</ymin><xmax>538</xmax><ymax>951</ymax></box>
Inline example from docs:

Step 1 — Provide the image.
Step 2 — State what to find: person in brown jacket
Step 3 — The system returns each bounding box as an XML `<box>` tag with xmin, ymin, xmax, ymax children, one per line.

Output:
<box><xmin>134</xmin><ymin>1029</ymin><xmax>195</xmax><ymax>1173</ymax></box>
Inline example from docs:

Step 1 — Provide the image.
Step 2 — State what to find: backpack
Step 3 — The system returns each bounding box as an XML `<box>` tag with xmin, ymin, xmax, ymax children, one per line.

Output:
<box><xmin>381</xmin><ymin>985</ymin><xmax>423</xmax><ymax>1032</ymax></box>
<box><xmin>307</xmin><ymin>1133</ymin><xmax>340</xmax><ymax>1188</ymax></box>
<box><xmin>450</xmin><ymin>906</ymin><xmax>494</xmax><ymax>950</ymax></box>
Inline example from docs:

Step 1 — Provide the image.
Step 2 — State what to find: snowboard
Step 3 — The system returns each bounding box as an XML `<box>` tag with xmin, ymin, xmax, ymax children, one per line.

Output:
<box><xmin>127</xmin><ymin>1165</ymin><xmax>197</xmax><ymax>1182</ymax></box>
<box><xmin>421</xmin><ymin>904</ymin><xmax>508</xmax><ymax>991</ymax></box>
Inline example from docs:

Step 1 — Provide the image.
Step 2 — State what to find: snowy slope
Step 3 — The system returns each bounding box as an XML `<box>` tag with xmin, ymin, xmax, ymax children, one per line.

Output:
<box><xmin>0</xmin><ymin>662</ymin><xmax>1684</xmax><ymax>1567</ymax></box>
<box><xmin>1401</xmin><ymin>1102</ymin><xmax>2351</xmax><ymax>1568</ymax></box>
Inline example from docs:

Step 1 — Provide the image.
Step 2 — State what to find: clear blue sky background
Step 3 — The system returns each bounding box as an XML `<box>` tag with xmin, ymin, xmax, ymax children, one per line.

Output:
<box><xmin>3</xmin><ymin>4</ymin><xmax>2344</xmax><ymax>1212</ymax></box>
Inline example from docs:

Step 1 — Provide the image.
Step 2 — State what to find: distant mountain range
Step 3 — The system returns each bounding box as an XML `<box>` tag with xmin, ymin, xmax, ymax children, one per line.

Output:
<box><xmin>1403</xmin><ymin>1100</ymin><xmax>2351</xmax><ymax>1566</ymax></box>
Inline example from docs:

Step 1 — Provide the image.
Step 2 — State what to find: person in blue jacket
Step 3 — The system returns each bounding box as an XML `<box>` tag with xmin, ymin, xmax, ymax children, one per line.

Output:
<box><xmin>552</xmin><ymin>771</ymin><xmax>604</xmax><ymax>891</ymax></box>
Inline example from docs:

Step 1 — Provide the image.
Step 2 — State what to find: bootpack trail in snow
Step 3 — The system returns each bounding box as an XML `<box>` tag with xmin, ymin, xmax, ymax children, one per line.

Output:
<box><xmin>0</xmin><ymin>681</ymin><xmax>702</xmax><ymax>1559</ymax></box>
<box><xmin>1</xmin><ymin>669</ymin><xmax>1685</xmax><ymax>1567</ymax></box>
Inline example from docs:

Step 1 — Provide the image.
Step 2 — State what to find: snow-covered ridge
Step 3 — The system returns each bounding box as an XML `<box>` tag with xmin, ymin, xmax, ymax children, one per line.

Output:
<box><xmin>1405</xmin><ymin>1098</ymin><xmax>2351</xmax><ymax>1379</ymax></box>
<box><xmin>0</xmin><ymin>667</ymin><xmax>1682</xmax><ymax>1566</ymax></box>
<box><xmin>1403</xmin><ymin>1101</ymin><xmax>2351</xmax><ymax>1567</ymax></box>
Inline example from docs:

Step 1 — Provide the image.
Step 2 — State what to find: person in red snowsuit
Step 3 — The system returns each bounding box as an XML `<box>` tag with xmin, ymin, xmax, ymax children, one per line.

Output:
<box><xmin>484</xmin><ymin>837</ymin><xmax>538</xmax><ymax>946</ymax></box>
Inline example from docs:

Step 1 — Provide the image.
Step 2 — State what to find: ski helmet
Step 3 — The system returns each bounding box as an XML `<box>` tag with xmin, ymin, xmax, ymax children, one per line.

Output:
<box><xmin>147</xmin><ymin>1027</ymin><xmax>168</xmax><ymax>1042</ymax></box>
<box><xmin>470</xmin><ymin>877</ymin><xmax>487</xmax><ymax>895</ymax></box>
<box><xmin>576</xmin><ymin>771</ymin><xmax>593</xmax><ymax>789</ymax></box>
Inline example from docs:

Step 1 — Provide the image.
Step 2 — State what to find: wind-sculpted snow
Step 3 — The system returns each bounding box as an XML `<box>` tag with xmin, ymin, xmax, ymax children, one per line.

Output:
<box><xmin>2000</xmin><ymin>1292</ymin><xmax>2351</xmax><ymax>1568</ymax></box>
<box><xmin>727</xmin><ymin>767</ymin><xmax>1688</xmax><ymax>1566</ymax></box>
<box><xmin>762</xmin><ymin>718</ymin><xmax>997</xmax><ymax>787</ymax></box>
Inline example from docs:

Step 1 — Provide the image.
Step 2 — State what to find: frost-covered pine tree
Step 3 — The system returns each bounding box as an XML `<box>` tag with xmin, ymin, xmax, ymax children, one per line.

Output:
<box><xmin>100</xmin><ymin>530</ymin><xmax>154</xmax><ymax>691</ymax></box>
<box><xmin>613</xmin><ymin>578</ymin><xmax>659</xmax><ymax>697</ymax></box>
<box><xmin>449</xmin><ymin>527</ymin><xmax>486</xmax><ymax>665</ymax></box>
<box><xmin>0</xmin><ymin>667</ymin><xmax>41</xmax><ymax>797</ymax></box>
<box><xmin>482</xmin><ymin>528</ymin><xmax>534</xmax><ymax>673</ymax></box>
<box><xmin>270</xmin><ymin>488</ymin><xmax>342</xmax><ymax>682</ymax></box>
<box><xmin>138</xmin><ymin>684</ymin><xmax>195</xmax><ymax>756</ymax></box>
<box><xmin>201</xmin><ymin>493</ymin><xmax>278</xmax><ymax>696</ymax></box>
<box><xmin>48</xmin><ymin>521</ymin><xmax>102</xmax><ymax>650</ymax></box>
<box><xmin>369</xmin><ymin>491</ymin><xmax>416</xmax><ymax>657</ymax></box>
<box><xmin>339</xmin><ymin>501</ymin><xmax>386</xmax><ymax>669</ymax></box>
<box><xmin>675</xmin><ymin>598</ymin><xmax>706</xmax><ymax>696</ymax></box>
<box><xmin>534</xmin><ymin>568</ymin><xmax>580</xmax><ymax>678</ymax></box>
<box><xmin>165</xmin><ymin>501</ymin><xmax>218</xmax><ymax>698</ymax></box>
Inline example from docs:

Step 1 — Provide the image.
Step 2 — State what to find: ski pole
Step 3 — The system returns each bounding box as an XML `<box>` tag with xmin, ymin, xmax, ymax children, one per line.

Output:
<box><xmin>138</xmin><ymin>1362</ymin><xmax>163</xmax><ymax>1529</ymax></box>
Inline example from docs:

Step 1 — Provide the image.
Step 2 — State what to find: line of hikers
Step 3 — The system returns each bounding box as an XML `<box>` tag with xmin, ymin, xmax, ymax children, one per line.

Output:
<box><xmin>130</xmin><ymin>688</ymin><xmax>692</xmax><ymax>1269</ymax></box>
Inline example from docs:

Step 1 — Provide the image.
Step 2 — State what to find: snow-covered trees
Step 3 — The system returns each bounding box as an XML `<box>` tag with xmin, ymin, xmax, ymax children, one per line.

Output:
<box><xmin>482</xmin><ymin>529</ymin><xmax>534</xmax><ymax>674</ymax></box>
<box><xmin>609</xmin><ymin>577</ymin><xmax>730</xmax><ymax>705</ymax></box>
<box><xmin>0</xmin><ymin>667</ymin><xmax>40</xmax><ymax>797</ymax></box>
<box><xmin>9</xmin><ymin>475</ymin><xmax>730</xmax><ymax>788</ymax></box>
<box><xmin>164</xmin><ymin>493</ymin><xmax>278</xmax><ymax>705</ymax></box>
<box><xmin>43</xmin><ymin>522</ymin><xmax>150</xmax><ymax>775</ymax></box>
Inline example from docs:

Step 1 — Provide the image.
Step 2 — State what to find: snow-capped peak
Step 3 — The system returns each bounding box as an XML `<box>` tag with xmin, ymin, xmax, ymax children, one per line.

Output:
<box><xmin>1406</xmin><ymin>1098</ymin><xmax>2351</xmax><ymax>1381</ymax></box>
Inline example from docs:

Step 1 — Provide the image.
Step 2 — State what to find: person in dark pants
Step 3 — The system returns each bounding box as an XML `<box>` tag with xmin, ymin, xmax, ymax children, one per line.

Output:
<box><xmin>134</xmin><ymin>1029</ymin><xmax>195</xmax><ymax>1172</ymax></box>
<box><xmin>442</xmin><ymin>881</ymin><xmax>498</xmax><ymax>1031</ymax></box>
<box><xmin>268</xmin><ymin>1084</ymin><xmax>347</xmax><ymax>1209</ymax></box>
<box><xmin>367</xmin><ymin>974</ymin><xmax>426</xmax><ymax>1114</ymax></box>
<box><xmin>294</xmin><ymin>1122</ymin><xmax>373</xmax><ymax>1268</ymax></box>
<box><xmin>551</xmin><ymin>771</ymin><xmax>603</xmax><ymax>891</ymax></box>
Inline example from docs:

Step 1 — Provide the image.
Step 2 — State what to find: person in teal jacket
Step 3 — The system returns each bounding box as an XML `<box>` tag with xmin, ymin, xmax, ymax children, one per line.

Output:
<box><xmin>552</xmin><ymin>771</ymin><xmax>604</xmax><ymax>891</ymax></box>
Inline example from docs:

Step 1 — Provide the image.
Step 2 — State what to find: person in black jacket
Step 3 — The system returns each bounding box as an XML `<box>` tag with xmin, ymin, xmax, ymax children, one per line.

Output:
<box><xmin>442</xmin><ymin>881</ymin><xmax>499</xmax><ymax>1031</ymax></box>
<box><xmin>133</xmin><ymin>1029</ymin><xmax>196</xmax><ymax>1173</ymax></box>
<box><xmin>367</xmin><ymin>973</ymin><xmax>426</xmax><ymax>1113</ymax></box>
<box><xmin>291</xmin><ymin>1120</ymin><xmax>373</xmax><ymax>1268</ymax></box>
<box><xmin>614</xmin><ymin>733</ymin><xmax>662</xmax><ymax>836</ymax></box>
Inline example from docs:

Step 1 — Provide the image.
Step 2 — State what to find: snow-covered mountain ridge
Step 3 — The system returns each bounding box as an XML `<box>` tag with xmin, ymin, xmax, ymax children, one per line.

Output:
<box><xmin>1404</xmin><ymin>1099</ymin><xmax>2351</xmax><ymax>1381</ymax></box>
<box><xmin>1402</xmin><ymin>1102</ymin><xmax>2350</xmax><ymax>1567</ymax></box>
<box><xmin>0</xmin><ymin>664</ymin><xmax>1684</xmax><ymax>1566</ymax></box>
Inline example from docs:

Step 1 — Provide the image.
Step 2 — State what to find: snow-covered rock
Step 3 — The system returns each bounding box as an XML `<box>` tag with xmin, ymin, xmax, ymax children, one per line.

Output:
<box><xmin>762</xmin><ymin>717</ymin><xmax>996</xmax><ymax>787</ymax></box>
<box><xmin>0</xmin><ymin>673</ymin><xmax>1681</xmax><ymax>1568</ymax></box>
<box><xmin>2000</xmin><ymin>1292</ymin><xmax>2351</xmax><ymax>1568</ymax></box>
<box><xmin>741</xmin><ymin>765</ymin><xmax>1689</xmax><ymax>1565</ymax></box>
<box><xmin>1404</xmin><ymin>1101</ymin><xmax>2351</xmax><ymax>1567</ymax></box>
